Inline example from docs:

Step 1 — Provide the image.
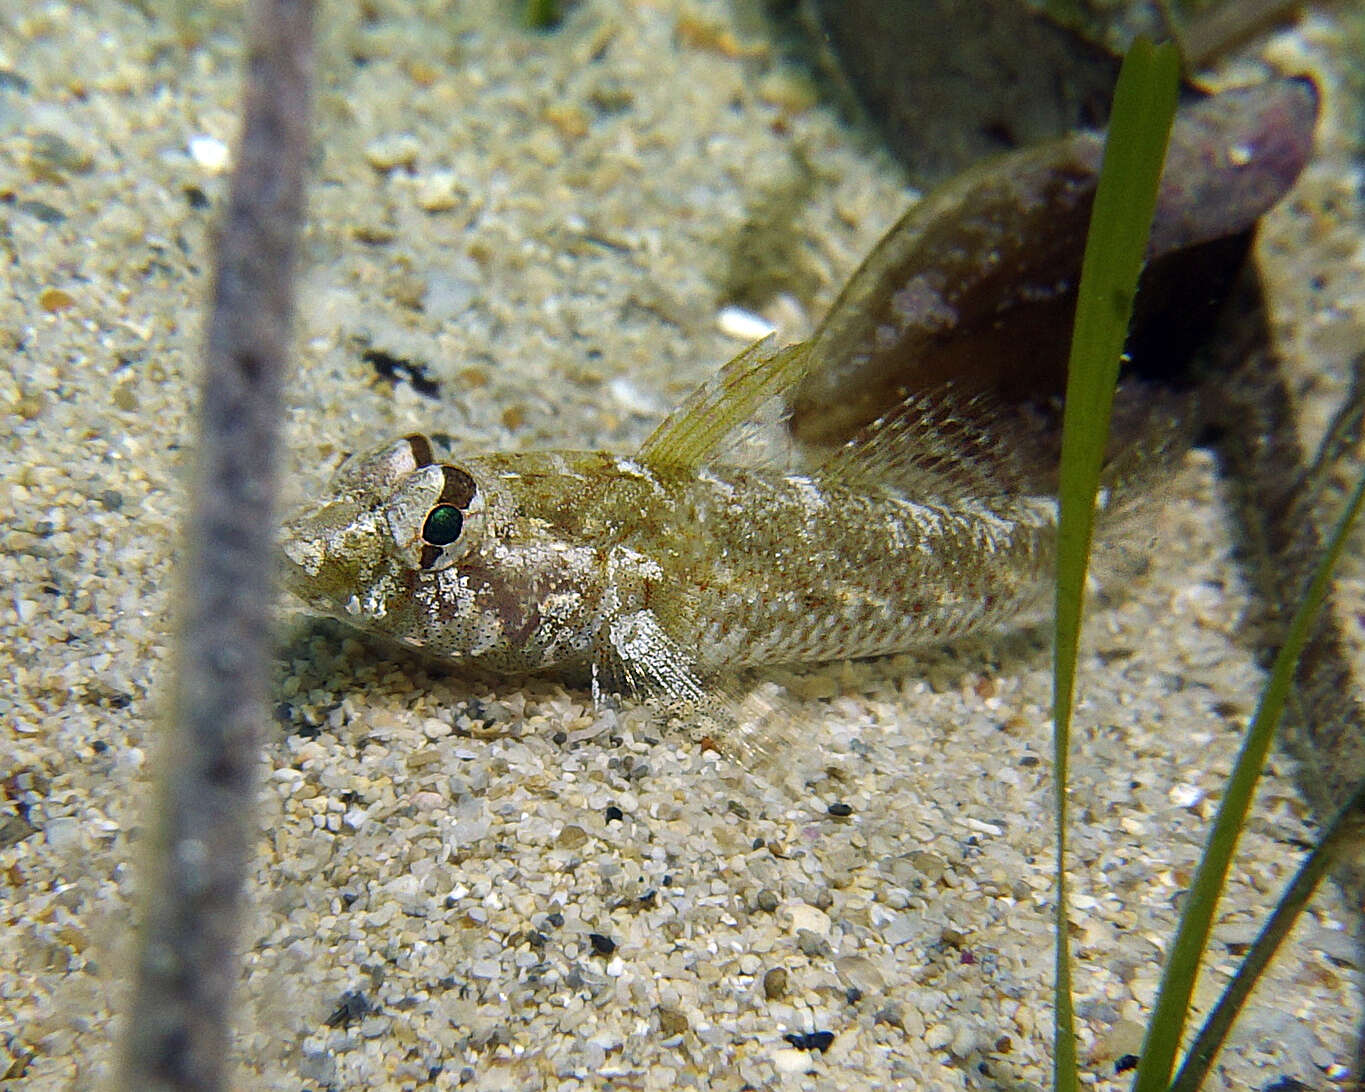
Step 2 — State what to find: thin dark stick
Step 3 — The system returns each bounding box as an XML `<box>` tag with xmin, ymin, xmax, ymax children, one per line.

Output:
<box><xmin>116</xmin><ymin>0</ymin><xmax>314</xmax><ymax>1087</ymax></box>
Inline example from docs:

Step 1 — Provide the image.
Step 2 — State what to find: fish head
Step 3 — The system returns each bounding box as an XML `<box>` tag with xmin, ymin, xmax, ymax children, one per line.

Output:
<box><xmin>282</xmin><ymin>434</ymin><xmax>598</xmax><ymax>668</ymax></box>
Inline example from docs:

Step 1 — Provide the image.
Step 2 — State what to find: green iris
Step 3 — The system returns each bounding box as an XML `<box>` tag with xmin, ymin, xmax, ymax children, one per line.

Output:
<box><xmin>421</xmin><ymin>504</ymin><xmax>464</xmax><ymax>546</ymax></box>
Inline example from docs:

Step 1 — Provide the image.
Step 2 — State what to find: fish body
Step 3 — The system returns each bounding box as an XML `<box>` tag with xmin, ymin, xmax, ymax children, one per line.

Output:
<box><xmin>282</xmin><ymin>432</ymin><xmax>1058</xmax><ymax>692</ymax></box>
<box><xmin>283</xmin><ymin>80</ymin><xmax>1315</xmax><ymax>715</ymax></box>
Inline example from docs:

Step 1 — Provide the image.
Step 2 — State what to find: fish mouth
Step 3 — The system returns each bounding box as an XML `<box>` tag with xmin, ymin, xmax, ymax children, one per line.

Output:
<box><xmin>276</xmin><ymin>516</ymin><xmax>356</xmax><ymax>617</ymax></box>
<box><xmin>276</xmin><ymin>543</ymin><xmax>334</xmax><ymax>615</ymax></box>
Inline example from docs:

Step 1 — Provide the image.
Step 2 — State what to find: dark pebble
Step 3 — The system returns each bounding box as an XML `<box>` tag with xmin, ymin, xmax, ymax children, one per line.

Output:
<box><xmin>325</xmin><ymin>989</ymin><xmax>372</xmax><ymax>1028</ymax></box>
<box><xmin>98</xmin><ymin>489</ymin><xmax>123</xmax><ymax>511</ymax></box>
<box><xmin>826</xmin><ymin>801</ymin><xmax>853</xmax><ymax>817</ymax></box>
<box><xmin>0</xmin><ymin>814</ymin><xmax>37</xmax><ymax>849</ymax></box>
<box><xmin>30</xmin><ymin>132</ymin><xmax>92</xmax><ymax>175</ymax></box>
<box><xmin>657</xmin><ymin>1006</ymin><xmax>689</xmax><ymax>1036</ymax></box>
<box><xmin>755</xmin><ymin>889</ymin><xmax>779</xmax><ymax>912</ymax></box>
<box><xmin>763</xmin><ymin>966</ymin><xmax>788</xmax><ymax>1000</ymax></box>
<box><xmin>17</xmin><ymin>199</ymin><xmax>65</xmax><ymax>224</ymax></box>
<box><xmin>1115</xmin><ymin>1054</ymin><xmax>1139</xmax><ymax>1074</ymax></box>
<box><xmin>362</xmin><ymin>347</ymin><xmax>441</xmax><ymax>399</ymax></box>
<box><xmin>784</xmin><ymin>1030</ymin><xmax>835</xmax><ymax>1052</ymax></box>
<box><xmin>545</xmin><ymin>911</ymin><xmax>564</xmax><ymax>928</ymax></box>
<box><xmin>604</xmin><ymin>804</ymin><xmax>624</xmax><ymax>822</ymax></box>
<box><xmin>0</xmin><ymin>69</ymin><xmax>31</xmax><ymax>93</ymax></box>
<box><xmin>588</xmin><ymin>932</ymin><xmax>616</xmax><ymax>956</ymax></box>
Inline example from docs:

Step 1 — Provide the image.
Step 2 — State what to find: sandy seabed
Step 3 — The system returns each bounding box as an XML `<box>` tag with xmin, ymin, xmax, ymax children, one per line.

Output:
<box><xmin>1</xmin><ymin>1</ymin><xmax>1363</xmax><ymax>1088</ymax></box>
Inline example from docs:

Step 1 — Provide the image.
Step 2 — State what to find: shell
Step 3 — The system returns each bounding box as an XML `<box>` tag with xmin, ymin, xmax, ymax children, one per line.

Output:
<box><xmin>785</xmin><ymin>78</ymin><xmax>1319</xmax><ymax>455</ymax></box>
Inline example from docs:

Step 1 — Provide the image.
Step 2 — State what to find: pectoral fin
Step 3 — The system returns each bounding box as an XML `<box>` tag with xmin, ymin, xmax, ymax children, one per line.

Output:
<box><xmin>594</xmin><ymin>609</ymin><xmax>833</xmax><ymax>801</ymax></box>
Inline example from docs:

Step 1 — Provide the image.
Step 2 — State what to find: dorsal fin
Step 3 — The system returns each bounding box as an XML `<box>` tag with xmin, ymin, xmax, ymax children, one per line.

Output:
<box><xmin>636</xmin><ymin>337</ymin><xmax>810</xmax><ymax>473</ymax></box>
<box><xmin>814</xmin><ymin>385</ymin><xmax>1051</xmax><ymax>501</ymax></box>
<box><xmin>635</xmin><ymin>334</ymin><xmax>1049</xmax><ymax>499</ymax></box>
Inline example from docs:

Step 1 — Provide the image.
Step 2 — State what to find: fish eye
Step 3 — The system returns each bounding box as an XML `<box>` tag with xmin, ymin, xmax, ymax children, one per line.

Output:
<box><xmin>422</xmin><ymin>503</ymin><xmax>464</xmax><ymax>546</ymax></box>
<box><xmin>382</xmin><ymin>461</ymin><xmax>482</xmax><ymax>574</ymax></box>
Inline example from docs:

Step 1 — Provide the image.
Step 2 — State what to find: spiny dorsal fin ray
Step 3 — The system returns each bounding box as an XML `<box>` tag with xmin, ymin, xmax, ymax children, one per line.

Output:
<box><xmin>636</xmin><ymin>337</ymin><xmax>811</xmax><ymax>473</ymax></box>
<box><xmin>635</xmin><ymin>333</ymin><xmax>1043</xmax><ymax>497</ymax></box>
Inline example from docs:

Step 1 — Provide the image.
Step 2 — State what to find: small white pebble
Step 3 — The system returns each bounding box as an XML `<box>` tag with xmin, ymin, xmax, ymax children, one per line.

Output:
<box><xmin>882</xmin><ymin>911</ymin><xmax>923</xmax><ymax>947</ymax></box>
<box><xmin>608</xmin><ymin>377</ymin><xmax>667</xmax><ymax>416</ymax></box>
<box><xmin>365</xmin><ymin>133</ymin><xmax>421</xmax><ymax>171</ymax></box>
<box><xmin>950</xmin><ymin>1022</ymin><xmax>979</xmax><ymax>1057</ymax></box>
<box><xmin>772</xmin><ymin>1047</ymin><xmax>812</xmax><ymax>1074</ymax></box>
<box><xmin>1131</xmin><ymin>976</ymin><xmax>1159</xmax><ymax>1006</ymax></box>
<box><xmin>188</xmin><ymin>134</ymin><xmax>230</xmax><ymax>173</ymax></box>
<box><xmin>415</xmin><ymin>169</ymin><xmax>462</xmax><ymax>211</ymax></box>
<box><xmin>780</xmin><ymin>902</ymin><xmax>831</xmax><ymax>936</ymax></box>
<box><xmin>422</xmin><ymin>717</ymin><xmax>452</xmax><ymax>739</ymax></box>
<box><xmin>716</xmin><ymin>305</ymin><xmax>776</xmax><ymax>342</ymax></box>
<box><xmin>44</xmin><ymin>817</ymin><xmax>80</xmax><ymax>852</ymax></box>
<box><xmin>1169</xmin><ymin>783</ymin><xmax>1204</xmax><ymax>808</ymax></box>
<box><xmin>359</xmin><ymin>1015</ymin><xmax>391</xmax><ymax>1039</ymax></box>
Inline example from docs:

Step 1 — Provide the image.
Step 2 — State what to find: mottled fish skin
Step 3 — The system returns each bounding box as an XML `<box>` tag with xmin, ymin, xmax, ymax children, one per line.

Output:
<box><xmin>282</xmin><ymin>436</ymin><xmax>1058</xmax><ymax>687</ymax></box>
<box><xmin>283</xmin><ymin>80</ymin><xmax>1317</xmax><ymax>710</ymax></box>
